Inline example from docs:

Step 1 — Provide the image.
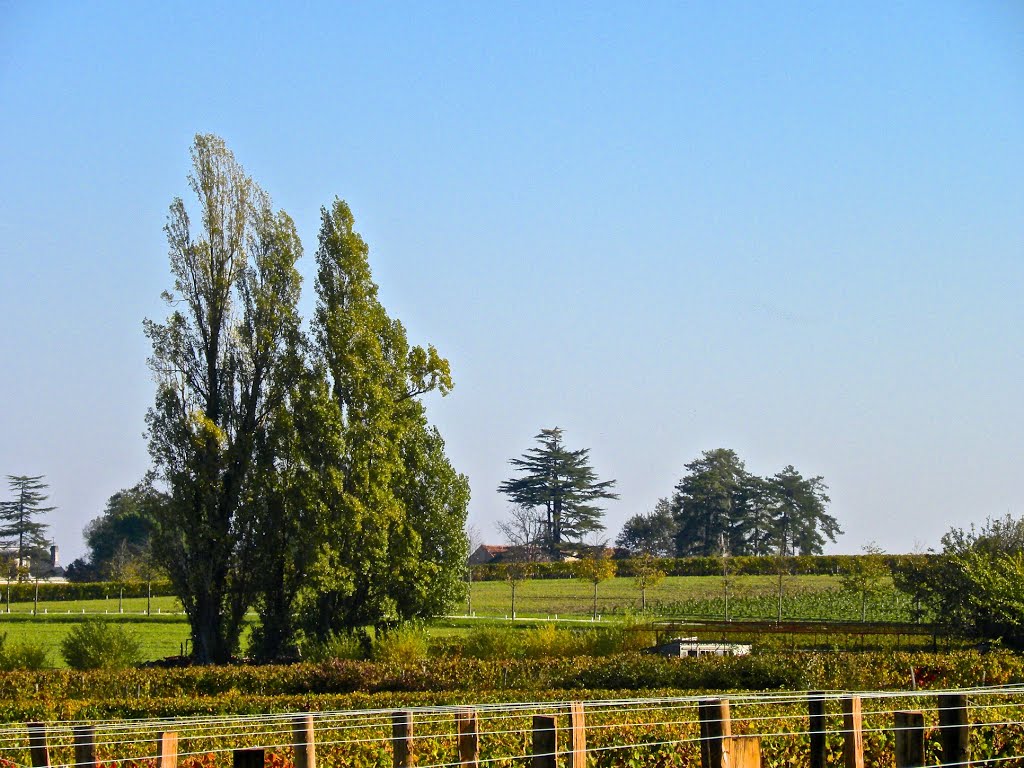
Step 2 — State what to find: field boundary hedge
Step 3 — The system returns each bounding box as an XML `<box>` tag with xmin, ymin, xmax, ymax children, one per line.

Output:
<box><xmin>0</xmin><ymin>581</ymin><xmax>176</xmax><ymax>602</ymax></box>
<box><xmin>471</xmin><ymin>554</ymin><xmax>935</xmax><ymax>580</ymax></box>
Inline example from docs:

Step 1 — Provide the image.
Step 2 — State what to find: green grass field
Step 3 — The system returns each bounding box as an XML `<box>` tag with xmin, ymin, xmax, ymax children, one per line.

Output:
<box><xmin>466</xmin><ymin>574</ymin><xmax>913</xmax><ymax>621</ymax></box>
<box><xmin>0</xmin><ymin>574</ymin><xmax>917</xmax><ymax>666</ymax></box>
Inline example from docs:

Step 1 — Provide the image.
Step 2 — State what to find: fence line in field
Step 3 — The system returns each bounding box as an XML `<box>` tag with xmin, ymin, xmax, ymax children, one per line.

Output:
<box><xmin>8</xmin><ymin>686</ymin><xmax>1024</xmax><ymax>768</ymax></box>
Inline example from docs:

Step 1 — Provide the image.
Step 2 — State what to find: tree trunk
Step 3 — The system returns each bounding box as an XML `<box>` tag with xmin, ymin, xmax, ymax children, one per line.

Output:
<box><xmin>592</xmin><ymin>582</ymin><xmax>598</xmax><ymax>620</ymax></box>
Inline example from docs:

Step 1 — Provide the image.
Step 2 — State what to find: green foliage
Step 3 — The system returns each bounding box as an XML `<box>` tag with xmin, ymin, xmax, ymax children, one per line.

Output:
<box><xmin>292</xmin><ymin>198</ymin><xmax>467</xmax><ymax>644</ymax></box>
<box><xmin>145</xmin><ymin>134</ymin><xmax>304</xmax><ymax>663</ymax></box>
<box><xmin>0</xmin><ymin>475</ymin><xmax>55</xmax><ymax>575</ymax></box>
<box><xmin>460</xmin><ymin>626</ymin><xmax>525</xmax><ymax>659</ymax></box>
<box><xmin>838</xmin><ymin>543</ymin><xmax>889</xmax><ymax>621</ymax></box>
<box><xmin>670</xmin><ymin>450</ymin><xmax>840</xmax><ymax>557</ymax></box>
<box><xmin>60</xmin><ymin>620</ymin><xmax>141</xmax><ymax>670</ymax></box>
<box><xmin>83</xmin><ymin>482</ymin><xmax>163</xmax><ymax>581</ymax></box>
<box><xmin>616</xmin><ymin>498</ymin><xmax>677</xmax><ymax>556</ymax></box>
<box><xmin>302</xmin><ymin>631</ymin><xmax>368</xmax><ymax>662</ymax></box>
<box><xmin>143</xmin><ymin>138</ymin><xmax>467</xmax><ymax>663</ymax></box>
<box><xmin>372</xmin><ymin>624</ymin><xmax>430</xmax><ymax>663</ymax></box>
<box><xmin>498</xmin><ymin>427</ymin><xmax>618</xmax><ymax>551</ymax></box>
<box><xmin>576</xmin><ymin>552</ymin><xmax>618</xmax><ymax>619</ymax></box>
<box><xmin>0</xmin><ymin>632</ymin><xmax>49</xmax><ymax>670</ymax></box>
<box><xmin>473</xmin><ymin>553</ymin><xmax>933</xmax><ymax>581</ymax></box>
<box><xmin>632</xmin><ymin>553</ymin><xmax>667</xmax><ymax>612</ymax></box>
<box><xmin>893</xmin><ymin>515</ymin><xmax>1024</xmax><ymax>648</ymax></box>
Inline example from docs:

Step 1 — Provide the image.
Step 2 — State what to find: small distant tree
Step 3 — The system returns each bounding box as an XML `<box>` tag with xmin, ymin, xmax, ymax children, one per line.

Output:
<box><xmin>839</xmin><ymin>542</ymin><xmax>889</xmax><ymax>622</ymax></box>
<box><xmin>718</xmin><ymin>533</ymin><xmax>736</xmax><ymax>622</ymax></box>
<box><xmin>0</xmin><ymin>476</ymin><xmax>54</xmax><ymax>575</ymax></box>
<box><xmin>633</xmin><ymin>553</ymin><xmax>665</xmax><ymax>612</ymax></box>
<box><xmin>576</xmin><ymin>551</ymin><xmax>617</xmax><ymax>620</ymax></box>
<box><xmin>616</xmin><ymin>498</ymin><xmax>677</xmax><ymax>556</ymax></box>
<box><xmin>497</xmin><ymin>505</ymin><xmax>547</xmax><ymax>562</ymax></box>
<box><xmin>500</xmin><ymin>560</ymin><xmax>534</xmax><ymax>620</ymax></box>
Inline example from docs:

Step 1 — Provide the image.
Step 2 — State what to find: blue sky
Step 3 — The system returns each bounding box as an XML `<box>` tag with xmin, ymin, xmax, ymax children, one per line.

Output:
<box><xmin>1</xmin><ymin>1</ymin><xmax>1021</xmax><ymax>561</ymax></box>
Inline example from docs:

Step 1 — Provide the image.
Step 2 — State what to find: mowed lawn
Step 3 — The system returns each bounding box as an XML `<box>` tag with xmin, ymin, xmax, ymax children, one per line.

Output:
<box><xmin>0</xmin><ymin>614</ymin><xmax>191</xmax><ymax>666</ymax></box>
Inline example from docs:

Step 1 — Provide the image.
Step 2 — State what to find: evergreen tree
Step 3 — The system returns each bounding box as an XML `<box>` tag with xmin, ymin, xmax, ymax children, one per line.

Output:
<box><xmin>498</xmin><ymin>427</ymin><xmax>618</xmax><ymax>553</ymax></box>
<box><xmin>616</xmin><ymin>497</ymin><xmax>677</xmax><ymax>556</ymax></box>
<box><xmin>671</xmin><ymin>449</ymin><xmax>748</xmax><ymax>556</ymax></box>
<box><xmin>766</xmin><ymin>465</ymin><xmax>840</xmax><ymax>555</ymax></box>
<box><xmin>670</xmin><ymin>451</ymin><xmax>841</xmax><ymax>557</ymax></box>
<box><xmin>0</xmin><ymin>475</ymin><xmax>54</xmax><ymax>570</ymax></box>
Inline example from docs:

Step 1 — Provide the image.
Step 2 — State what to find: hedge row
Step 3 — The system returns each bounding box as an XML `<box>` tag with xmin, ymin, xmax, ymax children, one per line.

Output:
<box><xmin>0</xmin><ymin>650</ymin><xmax>1016</xmax><ymax>706</ymax></box>
<box><xmin>0</xmin><ymin>581</ymin><xmax>176</xmax><ymax>602</ymax></box>
<box><xmin>471</xmin><ymin>554</ymin><xmax>935</xmax><ymax>580</ymax></box>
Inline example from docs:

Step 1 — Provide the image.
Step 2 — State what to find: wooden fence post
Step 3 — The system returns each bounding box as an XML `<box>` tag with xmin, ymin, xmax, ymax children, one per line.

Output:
<box><xmin>157</xmin><ymin>731</ymin><xmax>178</xmax><ymax>768</ymax></box>
<box><xmin>699</xmin><ymin>698</ymin><xmax>732</xmax><ymax>768</ymax></box>
<box><xmin>457</xmin><ymin>708</ymin><xmax>479</xmax><ymax>768</ymax></box>
<box><xmin>393</xmin><ymin>711</ymin><xmax>414</xmax><ymax>768</ymax></box>
<box><xmin>27</xmin><ymin>722</ymin><xmax>50</xmax><ymax>768</ymax></box>
<box><xmin>234</xmin><ymin>748</ymin><xmax>265</xmax><ymax>768</ymax></box>
<box><xmin>841</xmin><ymin>696</ymin><xmax>864</xmax><ymax>768</ymax></box>
<box><xmin>938</xmin><ymin>694</ymin><xmax>970</xmax><ymax>767</ymax></box>
<box><xmin>294</xmin><ymin>715</ymin><xmax>316</xmax><ymax>768</ymax></box>
<box><xmin>722</xmin><ymin>737</ymin><xmax>761</xmax><ymax>768</ymax></box>
<box><xmin>809</xmin><ymin>692</ymin><xmax>826</xmax><ymax>768</ymax></box>
<box><xmin>569</xmin><ymin>702</ymin><xmax>586</xmax><ymax>768</ymax></box>
<box><xmin>73</xmin><ymin>726</ymin><xmax>97</xmax><ymax>768</ymax></box>
<box><xmin>532</xmin><ymin>715</ymin><xmax>558</xmax><ymax>768</ymax></box>
<box><xmin>894</xmin><ymin>711</ymin><xmax>925</xmax><ymax>768</ymax></box>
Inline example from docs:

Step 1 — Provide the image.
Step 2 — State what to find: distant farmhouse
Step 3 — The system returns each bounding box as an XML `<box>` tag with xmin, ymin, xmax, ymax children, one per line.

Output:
<box><xmin>0</xmin><ymin>544</ymin><xmax>64</xmax><ymax>580</ymax></box>
<box><xmin>468</xmin><ymin>544</ymin><xmax>628</xmax><ymax>565</ymax></box>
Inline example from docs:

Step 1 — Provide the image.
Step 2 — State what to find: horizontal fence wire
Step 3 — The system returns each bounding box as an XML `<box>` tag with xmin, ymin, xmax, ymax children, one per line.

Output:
<box><xmin>7</xmin><ymin>686</ymin><xmax>1024</xmax><ymax>768</ymax></box>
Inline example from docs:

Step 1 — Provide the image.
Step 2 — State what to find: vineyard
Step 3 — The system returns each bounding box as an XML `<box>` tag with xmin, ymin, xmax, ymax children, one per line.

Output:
<box><xmin>4</xmin><ymin>687</ymin><xmax>1024</xmax><ymax>768</ymax></box>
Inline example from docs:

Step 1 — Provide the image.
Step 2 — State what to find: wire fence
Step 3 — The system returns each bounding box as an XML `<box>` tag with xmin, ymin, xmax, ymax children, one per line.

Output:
<box><xmin>5</xmin><ymin>686</ymin><xmax>1024</xmax><ymax>768</ymax></box>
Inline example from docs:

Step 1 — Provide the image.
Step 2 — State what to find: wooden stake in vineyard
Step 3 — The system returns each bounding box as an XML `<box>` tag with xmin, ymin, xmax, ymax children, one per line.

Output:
<box><xmin>698</xmin><ymin>698</ymin><xmax>731</xmax><ymax>768</ymax></box>
<box><xmin>393</xmin><ymin>711</ymin><xmax>414</xmax><ymax>768</ymax></box>
<box><xmin>531</xmin><ymin>715</ymin><xmax>558</xmax><ymax>768</ymax></box>
<box><xmin>842</xmin><ymin>696</ymin><xmax>865</xmax><ymax>768</ymax></box>
<box><xmin>158</xmin><ymin>732</ymin><xmax>178</xmax><ymax>768</ymax></box>
<box><xmin>457</xmin><ymin>708</ymin><xmax>479</xmax><ymax>768</ymax></box>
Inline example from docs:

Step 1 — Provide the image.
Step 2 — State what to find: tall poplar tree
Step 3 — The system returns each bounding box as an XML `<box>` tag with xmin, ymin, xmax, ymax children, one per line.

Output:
<box><xmin>498</xmin><ymin>428</ymin><xmax>618</xmax><ymax>554</ymax></box>
<box><xmin>144</xmin><ymin>134</ymin><xmax>303</xmax><ymax>664</ymax></box>
<box><xmin>297</xmin><ymin>198</ymin><xmax>467</xmax><ymax>639</ymax></box>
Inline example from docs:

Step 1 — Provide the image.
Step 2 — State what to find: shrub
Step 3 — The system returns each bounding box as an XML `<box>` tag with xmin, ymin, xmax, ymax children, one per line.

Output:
<box><xmin>462</xmin><ymin>626</ymin><xmax>525</xmax><ymax>659</ymax></box>
<box><xmin>520</xmin><ymin>624</ymin><xmax>588</xmax><ymax>658</ymax></box>
<box><xmin>60</xmin><ymin>620</ymin><xmax>141</xmax><ymax>669</ymax></box>
<box><xmin>0</xmin><ymin>633</ymin><xmax>49</xmax><ymax>670</ymax></box>
<box><xmin>303</xmin><ymin>632</ymin><xmax>367</xmax><ymax>662</ymax></box>
<box><xmin>372</xmin><ymin>625</ymin><xmax>429</xmax><ymax>663</ymax></box>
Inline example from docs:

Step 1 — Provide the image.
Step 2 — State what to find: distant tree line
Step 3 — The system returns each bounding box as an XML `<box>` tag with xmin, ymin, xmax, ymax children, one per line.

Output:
<box><xmin>616</xmin><ymin>448</ymin><xmax>840</xmax><ymax>557</ymax></box>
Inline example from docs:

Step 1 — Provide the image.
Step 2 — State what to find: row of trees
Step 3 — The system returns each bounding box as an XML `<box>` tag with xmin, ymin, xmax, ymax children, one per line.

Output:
<box><xmin>617</xmin><ymin>448</ymin><xmax>840</xmax><ymax>558</ymax></box>
<box><xmin>495</xmin><ymin>435</ymin><xmax>840</xmax><ymax>560</ymax></box>
<box><xmin>139</xmin><ymin>135</ymin><xmax>468</xmax><ymax>663</ymax></box>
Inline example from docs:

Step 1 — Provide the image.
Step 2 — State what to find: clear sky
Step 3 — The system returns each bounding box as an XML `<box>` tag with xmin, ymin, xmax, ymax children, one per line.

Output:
<box><xmin>1</xmin><ymin>1</ymin><xmax>1021</xmax><ymax>563</ymax></box>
